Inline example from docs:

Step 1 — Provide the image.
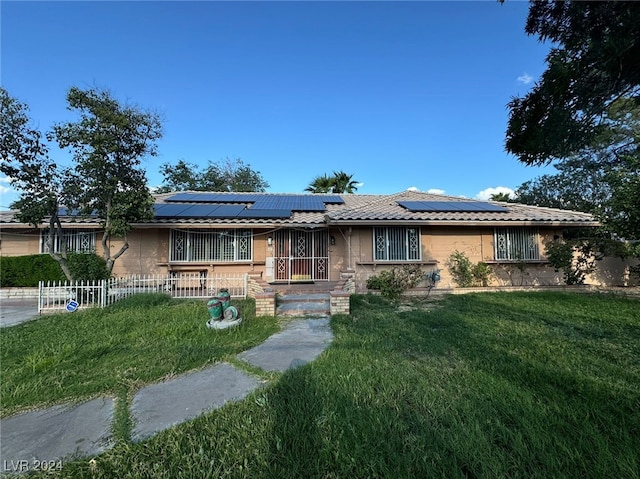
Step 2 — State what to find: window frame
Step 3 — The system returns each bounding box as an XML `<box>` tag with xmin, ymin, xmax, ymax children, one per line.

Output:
<box><xmin>170</xmin><ymin>229</ymin><xmax>253</xmax><ymax>263</ymax></box>
<box><xmin>40</xmin><ymin>229</ymin><xmax>97</xmax><ymax>254</ymax></box>
<box><xmin>493</xmin><ymin>227</ymin><xmax>540</xmax><ymax>262</ymax></box>
<box><xmin>373</xmin><ymin>226</ymin><xmax>422</xmax><ymax>262</ymax></box>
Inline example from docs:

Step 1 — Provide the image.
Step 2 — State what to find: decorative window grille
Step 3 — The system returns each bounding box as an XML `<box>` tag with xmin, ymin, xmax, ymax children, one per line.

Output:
<box><xmin>494</xmin><ymin>227</ymin><xmax>540</xmax><ymax>261</ymax></box>
<box><xmin>40</xmin><ymin>229</ymin><xmax>96</xmax><ymax>254</ymax></box>
<box><xmin>373</xmin><ymin>227</ymin><xmax>421</xmax><ymax>261</ymax></box>
<box><xmin>170</xmin><ymin>229</ymin><xmax>252</xmax><ymax>262</ymax></box>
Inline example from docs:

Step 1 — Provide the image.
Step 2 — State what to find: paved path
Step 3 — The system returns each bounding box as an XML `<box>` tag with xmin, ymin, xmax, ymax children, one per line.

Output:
<box><xmin>0</xmin><ymin>316</ymin><xmax>333</xmax><ymax>475</ymax></box>
<box><xmin>0</xmin><ymin>299</ymin><xmax>39</xmax><ymax>328</ymax></box>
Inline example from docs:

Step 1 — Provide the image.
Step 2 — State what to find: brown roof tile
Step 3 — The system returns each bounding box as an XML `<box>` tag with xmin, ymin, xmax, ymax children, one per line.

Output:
<box><xmin>0</xmin><ymin>190</ymin><xmax>598</xmax><ymax>228</ymax></box>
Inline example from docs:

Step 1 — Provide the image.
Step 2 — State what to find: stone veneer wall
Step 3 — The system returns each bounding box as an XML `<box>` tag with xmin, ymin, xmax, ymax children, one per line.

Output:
<box><xmin>254</xmin><ymin>291</ymin><xmax>276</xmax><ymax>317</ymax></box>
<box><xmin>247</xmin><ymin>272</ymin><xmax>276</xmax><ymax>317</ymax></box>
<box><xmin>330</xmin><ymin>268</ymin><xmax>355</xmax><ymax>315</ymax></box>
<box><xmin>330</xmin><ymin>290</ymin><xmax>350</xmax><ymax>315</ymax></box>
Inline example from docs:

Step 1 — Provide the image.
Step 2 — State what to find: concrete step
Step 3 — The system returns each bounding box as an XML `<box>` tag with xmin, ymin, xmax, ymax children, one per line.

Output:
<box><xmin>278</xmin><ymin>293</ymin><xmax>330</xmax><ymax>303</ymax></box>
<box><xmin>276</xmin><ymin>293</ymin><xmax>330</xmax><ymax>317</ymax></box>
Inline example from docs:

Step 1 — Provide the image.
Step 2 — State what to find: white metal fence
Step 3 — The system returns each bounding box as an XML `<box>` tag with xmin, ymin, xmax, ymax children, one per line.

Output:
<box><xmin>38</xmin><ymin>273</ymin><xmax>248</xmax><ymax>314</ymax></box>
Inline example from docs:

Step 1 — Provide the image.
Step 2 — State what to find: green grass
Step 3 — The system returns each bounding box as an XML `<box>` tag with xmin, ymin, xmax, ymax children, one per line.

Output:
<box><xmin>9</xmin><ymin>291</ymin><xmax>640</xmax><ymax>479</ymax></box>
<box><xmin>0</xmin><ymin>293</ymin><xmax>279</xmax><ymax>418</ymax></box>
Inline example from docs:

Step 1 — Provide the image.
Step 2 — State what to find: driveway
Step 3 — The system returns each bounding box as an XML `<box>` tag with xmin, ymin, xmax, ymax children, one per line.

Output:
<box><xmin>0</xmin><ymin>299</ymin><xmax>39</xmax><ymax>328</ymax></box>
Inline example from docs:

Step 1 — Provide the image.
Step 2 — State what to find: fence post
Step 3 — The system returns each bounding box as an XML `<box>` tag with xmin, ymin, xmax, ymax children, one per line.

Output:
<box><xmin>38</xmin><ymin>280</ymin><xmax>43</xmax><ymax>314</ymax></box>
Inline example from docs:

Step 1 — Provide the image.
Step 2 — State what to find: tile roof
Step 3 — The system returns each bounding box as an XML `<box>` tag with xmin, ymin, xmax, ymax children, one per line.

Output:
<box><xmin>0</xmin><ymin>190</ymin><xmax>598</xmax><ymax>228</ymax></box>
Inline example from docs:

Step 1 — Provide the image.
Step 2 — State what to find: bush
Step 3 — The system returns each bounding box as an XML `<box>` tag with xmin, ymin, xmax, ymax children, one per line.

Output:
<box><xmin>67</xmin><ymin>253</ymin><xmax>110</xmax><ymax>281</ymax></box>
<box><xmin>446</xmin><ymin>251</ymin><xmax>474</xmax><ymax>287</ymax></box>
<box><xmin>446</xmin><ymin>250</ymin><xmax>494</xmax><ymax>287</ymax></box>
<box><xmin>366</xmin><ymin>264</ymin><xmax>423</xmax><ymax>301</ymax></box>
<box><xmin>544</xmin><ymin>238</ymin><xmax>599</xmax><ymax>285</ymax></box>
<box><xmin>0</xmin><ymin>254</ymin><xmax>66</xmax><ymax>287</ymax></box>
<box><xmin>0</xmin><ymin>253</ymin><xmax>109</xmax><ymax>287</ymax></box>
<box><xmin>471</xmin><ymin>261</ymin><xmax>493</xmax><ymax>287</ymax></box>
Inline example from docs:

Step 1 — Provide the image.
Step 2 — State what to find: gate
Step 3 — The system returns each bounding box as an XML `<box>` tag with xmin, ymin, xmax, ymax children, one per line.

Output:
<box><xmin>273</xmin><ymin>229</ymin><xmax>329</xmax><ymax>282</ymax></box>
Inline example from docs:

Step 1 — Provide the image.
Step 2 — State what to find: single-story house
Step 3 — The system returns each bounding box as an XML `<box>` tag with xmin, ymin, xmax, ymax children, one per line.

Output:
<box><xmin>0</xmin><ymin>190</ymin><xmax>633</xmax><ymax>289</ymax></box>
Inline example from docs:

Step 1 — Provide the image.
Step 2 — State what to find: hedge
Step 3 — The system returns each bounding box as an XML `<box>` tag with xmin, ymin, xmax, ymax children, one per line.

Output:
<box><xmin>0</xmin><ymin>253</ymin><xmax>110</xmax><ymax>287</ymax></box>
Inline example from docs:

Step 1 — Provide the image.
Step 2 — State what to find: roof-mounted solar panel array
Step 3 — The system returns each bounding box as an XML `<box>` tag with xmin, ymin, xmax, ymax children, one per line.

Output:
<box><xmin>161</xmin><ymin>193</ymin><xmax>344</xmax><ymax>217</ymax></box>
<box><xmin>155</xmin><ymin>204</ymin><xmax>247</xmax><ymax>218</ymax></box>
<box><xmin>237</xmin><ymin>209</ymin><xmax>292</xmax><ymax>218</ymax></box>
<box><xmin>397</xmin><ymin>201</ymin><xmax>509</xmax><ymax>212</ymax></box>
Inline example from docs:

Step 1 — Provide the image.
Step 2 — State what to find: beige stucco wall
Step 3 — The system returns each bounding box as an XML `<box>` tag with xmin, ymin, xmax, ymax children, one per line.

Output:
<box><xmin>2</xmin><ymin>224</ymin><xmax>637</xmax><ymax>287</ymax></box>
<box><xmin>342</xmin><ymin>225</ymin><xmax>575</xmax><ymax>290</ymax></box>
<box><xmin>0</xmin><ymin>229</ymin><xmax>41</xmax><ymax>256</ymax></box>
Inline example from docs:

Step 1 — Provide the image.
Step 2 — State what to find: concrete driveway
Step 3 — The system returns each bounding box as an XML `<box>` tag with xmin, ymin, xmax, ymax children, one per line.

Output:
<box><xmin>0</xmin><ymin>299</ymin><xmax>39</xmax><ymax>328</ymax></box>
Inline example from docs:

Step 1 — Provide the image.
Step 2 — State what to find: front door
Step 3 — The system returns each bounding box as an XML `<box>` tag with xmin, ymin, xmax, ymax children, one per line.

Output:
<box><xmin>273</xmin><ymin>229</ymin><xmax>329</xmax><ymax>282</ymax></box>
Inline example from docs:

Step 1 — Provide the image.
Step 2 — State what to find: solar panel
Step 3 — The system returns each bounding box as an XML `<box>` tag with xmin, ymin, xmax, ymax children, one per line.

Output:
<box><xmin>163</xmin><ymin>193</ymin><xmax>343</xmax><ymax>212</ymax></box>
<box><xmin>397</xmin><ymin>201</ymin><xmax>508</xmax><ymax>212</ymax></box>
<box><xmin>178</xmin><ymin>204</ymin><xmax>248</xmax><ymax>218</ymax></box>
<box><xmin>237</xmin><ymin>209</ymin><xmax>292</xmax><ymax>219</ymax></box>
<box><xmin>165</xmin><ymin>193</ymin><xmax>260</xmax><ymax>203</ymax></box>
<box><xmin>206</xmin><ymin>205</ymin><xmax>247</xmax><ymax>218</ymax></box>
<box><xmin>164</xmin><ymin>193</ymin><xmax>203</xmax><ymax>202</ymax></box>
<box><xmin>154</xmin><ymin>204</ymin><xmax>196</xmax><ymax>217</ymax></box>
<box><xmin>252</xmin><ymin>195</ymin><xmax>327</xmax><ymax>211</ymax></box>
<box><xmin>318</xmin><ymin>195</ymin><xmax>344</xmax><ymax>204</ymax></box>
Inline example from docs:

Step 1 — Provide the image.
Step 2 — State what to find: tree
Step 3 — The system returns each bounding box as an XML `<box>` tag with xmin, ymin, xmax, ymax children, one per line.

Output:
<box><xmin>157</xmin><ymin>158</ymin><xmax>269</xmax><ymax>193</ymax></box>
<box><xmin>488</xmin><ymin>192</ymin><xmax>512</xmax><ymax>202</ymax></box>
<box><xmin>305</xmin><ymin>170</ymin><xmax>359</xmax><ymax>194</ymax></box>
<box><xmin>0</xmin><ymin>87</ymin><xmax>75</xmax><ymax>279</ymax></box>
<box><xmin>304</xmin><ymin>174</ymin><xmax>334</xmax><ymax>193</ymax></box>
<box><xmin>331</xmin><ymin>170</ymin><xmax>359</xmax><ymax>194</ymax></box>
<box><xmin>514</xmin><ymin>98</ymin><xmax>640</xmax><ymax>237</ymax></box>
<box><xmin>512</xmin><ymin>97</ymin><xmax>640</xmax><ymax>280</ymax></box>
<box><xmin>505</xmin><ymin>2</ymin><xmax>640</xmax><ymax>165</ymax></box>
<box><xmin>51</xmin><ymin>87</ymin><xmax>162</xmax><ymax>274</ymax></box>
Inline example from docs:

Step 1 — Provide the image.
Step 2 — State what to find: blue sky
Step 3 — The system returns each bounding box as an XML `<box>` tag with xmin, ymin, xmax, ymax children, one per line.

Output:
<box><xmin>1</xmin><ymin>0</ymin><xmax>553</xmax><ymax>209</ymax></box>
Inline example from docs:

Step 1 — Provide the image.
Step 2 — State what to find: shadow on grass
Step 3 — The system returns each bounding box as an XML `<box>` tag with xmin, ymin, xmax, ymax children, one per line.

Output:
<box><xmin>27</xmin><ymin>292</ymin><xmax>640</xmax><ymax>479</ymax></box>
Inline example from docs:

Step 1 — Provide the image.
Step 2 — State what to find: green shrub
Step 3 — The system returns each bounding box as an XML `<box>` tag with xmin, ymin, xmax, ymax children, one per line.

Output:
<box><xmin>67</xmin><ymin>253</ymin><xmax>110</xmax><ymax>281</ymax></box>
<box><xmin>471</xmin><ymin>261</ymin><xmax>493</xmax><ymax>287</ymax></box>
<box><xmin>0</xmin><ymin>254</ymin><xmax>66</xmax><ymax>287</ymax></box>
<box><xmin>445</xmin><ymin>250</ymin><xmax>474</xmax><ymax>287</ymax></box>
<box><xmin>366</xmin><ymin>264</ymin><xmax>423</xmax><ymax>301</ymax></box>
<box><xmin>446</xmin><ymin>250</ymin><xmax>494</xmax><ymax>287</ymax></box>
<box><xmin>0</xmin><ymin>253</ymin><xmax>109</xmax><ymax>287</ymax></box>
<box><xmin>544</xmin><ymin>238</ymin><xmax>599</xmax><ymax>285</ymax></box>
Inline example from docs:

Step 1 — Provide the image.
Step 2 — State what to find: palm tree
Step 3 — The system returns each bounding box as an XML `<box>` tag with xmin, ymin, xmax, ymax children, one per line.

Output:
<box><xmin>305</xmin><ymin>171</ymin><xmax>360</xmax><ymax>194</ymax></box>
<box><xmin>305</xmin><ymin>174</ymin><xmax>335</xmax><ymax>193</ymax></box>
<box><xmin>331</xmin><ymin>170</ymin><xmax>359</xmax><ymax>193</ymax></box>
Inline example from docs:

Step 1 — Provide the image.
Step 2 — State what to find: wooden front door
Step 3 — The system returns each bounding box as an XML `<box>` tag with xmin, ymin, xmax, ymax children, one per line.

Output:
<box><xmin>273</xmin><ymin>229</ymin><xmax>329</xmax><ymax>282</ymax></box>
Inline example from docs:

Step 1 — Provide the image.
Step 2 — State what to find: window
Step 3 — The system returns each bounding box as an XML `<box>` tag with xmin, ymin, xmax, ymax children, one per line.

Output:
<box><xmin>373</xmin><ymin>226</ymin><xmax>421</xmax><ymax>261</ymax></box>
<box><xmin>494</xmin><ymin>227</ymin><xmax>539</xmax><ymax>261</ymax></box>
<box><xmin>40</xmin><ymin>229</ymin><xmax>96</xmax><ymax>254</ymax></box>
<box><xmin>170</xmin><ymin>229</ymin><xmax>252</xmax><ymax>262</ymax></box>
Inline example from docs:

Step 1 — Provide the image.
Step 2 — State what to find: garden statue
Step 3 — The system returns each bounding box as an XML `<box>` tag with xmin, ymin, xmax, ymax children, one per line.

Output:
<box><xmin>206</xmin><ymin>288</ymin><xmax>242</xmax><ymax>329</ymax></box>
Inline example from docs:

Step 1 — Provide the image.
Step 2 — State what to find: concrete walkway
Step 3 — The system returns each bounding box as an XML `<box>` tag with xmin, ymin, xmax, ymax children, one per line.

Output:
<box><xmin>0</xmin><ymin>299</ymin><xmax>39</xmax><ymax>328</ymax></box>
<box><xmin>0</xmin><ymin>316</ymin><xmax>333</xmax><ymax>475</ymax></box>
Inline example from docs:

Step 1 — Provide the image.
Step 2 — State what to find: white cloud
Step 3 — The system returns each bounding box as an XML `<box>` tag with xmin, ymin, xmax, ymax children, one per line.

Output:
<box><xmin>406</xmin><ymin>186</ymin><xmax>419</xmax><ymax>192</ymax></box>
<box><xmin>0</xmin><ymin>175</ymin><xmax>14</xmax><ymax>195</ymax></box>
<box><xmin>475</xmin><ymin>186</ymin><xmax>515</xmax><ymax>201</ymax></box>
<box><xmin>517</xmin><ymin>73</ymin><xmax>534</xmax><ymax>85</ymax></box>
<box><xmin>426</xmin><ymin>188</ymin><xmax>446</xmax><ymax>195</ymax></box>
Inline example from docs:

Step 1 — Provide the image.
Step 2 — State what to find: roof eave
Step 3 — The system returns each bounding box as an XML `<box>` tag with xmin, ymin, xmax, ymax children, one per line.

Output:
<box><xmin>325</xmin><ymin>219</ymin><xmax>600</xmax><ymax>227</ymax></box>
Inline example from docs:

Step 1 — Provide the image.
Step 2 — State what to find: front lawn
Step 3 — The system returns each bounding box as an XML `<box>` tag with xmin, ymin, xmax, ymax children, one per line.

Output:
<box><xmin>12</xmin><ymin>291</ymin><xmax>640</xmax><ymax>478</ymax></box>
<box><xmin>0</xmin><ymin>293</ymin><xmax>279</xmax><ymax>418</ymax></box>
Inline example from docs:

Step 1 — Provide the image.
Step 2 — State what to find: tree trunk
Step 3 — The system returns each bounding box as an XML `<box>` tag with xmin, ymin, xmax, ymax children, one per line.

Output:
<box><xmin>48</xmin><ymin>215</ymin><xmax>73</xmax><ymax>281</ymax></box>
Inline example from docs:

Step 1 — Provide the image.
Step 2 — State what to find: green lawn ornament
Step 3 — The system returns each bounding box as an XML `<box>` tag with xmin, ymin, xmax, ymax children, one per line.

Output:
<box><xmin>206</xmin><ymin>288</ymin><xmax>242</xmax><ymax>329</ymax></box>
